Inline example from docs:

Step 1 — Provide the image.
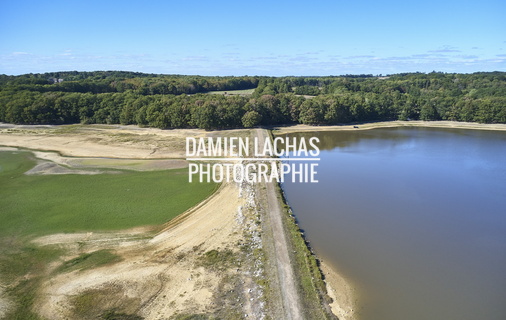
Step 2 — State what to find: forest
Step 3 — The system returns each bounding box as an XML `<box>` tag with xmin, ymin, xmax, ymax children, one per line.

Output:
<box><xmin>0</xmin><ymin>71</ymin><xmax>505</xmax><ymax>129</ymax></box>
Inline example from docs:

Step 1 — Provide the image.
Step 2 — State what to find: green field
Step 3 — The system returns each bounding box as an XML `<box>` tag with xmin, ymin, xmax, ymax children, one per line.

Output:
<box><xmin>0</xmin><ymin>151</ymin><xmax>218</xmax><ymax>238</ymax></box>
<box><xmin>205</xmin><ymin>88</ymin><xmax>255</xmax><ymax>95</ymax></box>
<box><xmin>0</xmin><ymin>150</ymin><xmax>220</xmax><ymax>319</ymax></box>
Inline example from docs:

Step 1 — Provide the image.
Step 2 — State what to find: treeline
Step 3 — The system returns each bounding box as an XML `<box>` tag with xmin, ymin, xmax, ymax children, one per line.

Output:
<box><xmin>0</xmin><ymin>72</ymin><xmax>259</xmax><ymax>95</ymax></box>
<box><xmin>0</xmin><ymin>71</ymin><xmax>505</xmax><ymax>129</ymax></box>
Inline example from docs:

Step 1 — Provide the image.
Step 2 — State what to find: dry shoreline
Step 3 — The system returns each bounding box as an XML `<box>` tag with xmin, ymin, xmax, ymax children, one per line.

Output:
<box><xmin>273</xmin><ymin>120</ymin><xmax>506</xmax><ymax>134</ymax></box>
<box><xmin>320</xmin><ymin>261</ymin><xmax>356</xmax><ymax>320</ymax></box>
<box><xmin>0</xmin><ymin>123</ymin><xmax>209</xmax><ymax>159</ymax></box>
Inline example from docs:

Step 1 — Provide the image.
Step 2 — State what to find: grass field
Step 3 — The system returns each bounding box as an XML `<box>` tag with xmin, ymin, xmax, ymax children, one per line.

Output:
<box><xmin>205</xmin><ymin>88</ymin><xmax>255</xmax><ymax>96</ymax></box>
<box><xmin>0</xmin><ymin>150</ymin><xmax>218</xmax><ymax>319</ymax></box>
<box><xmin>0</xmin><ymin>150</ymin><xmax>218</xmax><ymax>237</ymax></box>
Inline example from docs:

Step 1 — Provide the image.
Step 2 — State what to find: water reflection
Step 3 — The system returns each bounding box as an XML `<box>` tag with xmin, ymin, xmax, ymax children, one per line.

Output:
<box><xmin>276</xmin><ymin>128</ymin><xmax>414</xmax><ymax>151</ymax></box>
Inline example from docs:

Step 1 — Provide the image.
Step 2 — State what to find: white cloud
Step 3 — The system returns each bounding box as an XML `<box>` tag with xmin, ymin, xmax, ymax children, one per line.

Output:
<box><xmin>1</xmin><ymin>47</ymin><xmax>505</xmax><ymax>76</ymax></box>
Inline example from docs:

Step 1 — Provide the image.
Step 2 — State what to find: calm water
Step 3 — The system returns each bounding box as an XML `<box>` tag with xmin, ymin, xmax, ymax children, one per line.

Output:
<box><xmin>281</xmin><ymin>127</ymin><xmax>506</xmax><ymax>320</ymax></box>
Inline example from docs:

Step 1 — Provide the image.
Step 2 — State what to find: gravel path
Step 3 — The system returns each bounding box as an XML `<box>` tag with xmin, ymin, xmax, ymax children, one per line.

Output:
<box><xmin>255</xmin><ymin>128</ymin><xmax>303</xmax><ymax>320</ymax></box>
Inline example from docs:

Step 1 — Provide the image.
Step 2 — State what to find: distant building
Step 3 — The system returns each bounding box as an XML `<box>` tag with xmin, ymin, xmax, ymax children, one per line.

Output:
<box><xmin>48</xmin><ymin>78</ymin><xmax>64</xmax><ymax>84</ymax></box>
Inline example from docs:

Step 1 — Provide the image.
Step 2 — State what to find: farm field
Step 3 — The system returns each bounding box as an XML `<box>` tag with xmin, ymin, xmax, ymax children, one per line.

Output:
<box><xmin>205</xmin><ymin>88</ymin><xmax>255</xmax><ymax>95</ymax></box>
<box><xmin>0</xmin><ymin>149</ymin><xmax>219</xmax><ymax>319</ymax></box>
<box><xmin>0</xmin><ymin>150</ymin><xmax>218</xmax><ymax>237</ymax></box>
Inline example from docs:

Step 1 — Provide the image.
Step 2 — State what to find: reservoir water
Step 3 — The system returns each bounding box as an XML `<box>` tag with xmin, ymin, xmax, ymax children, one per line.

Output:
<box><xmin>281</xmin><ymin>127</ymin><xmax>506</xmax><ymax>320</ymax></box>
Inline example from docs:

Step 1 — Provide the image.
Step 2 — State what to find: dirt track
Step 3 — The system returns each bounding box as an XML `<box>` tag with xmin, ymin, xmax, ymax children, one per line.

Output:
<box><xmin>255</xmin><ymin>129</ymin><xmax>303</xmax><ymax>319</ymax></box>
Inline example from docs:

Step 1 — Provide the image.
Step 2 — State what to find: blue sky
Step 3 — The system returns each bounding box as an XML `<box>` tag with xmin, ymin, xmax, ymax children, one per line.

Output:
<box><xmin>1</xmin><ymin>0</ymin><xmax>505</xmax><ymax>76</ymax></box>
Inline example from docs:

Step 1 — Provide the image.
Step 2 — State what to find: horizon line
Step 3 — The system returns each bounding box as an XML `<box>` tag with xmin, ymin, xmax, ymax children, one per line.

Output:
<box><xmin>3</xmin><ymin>70</ymin><xmax>504</xmax><ymax>77</ymax></box>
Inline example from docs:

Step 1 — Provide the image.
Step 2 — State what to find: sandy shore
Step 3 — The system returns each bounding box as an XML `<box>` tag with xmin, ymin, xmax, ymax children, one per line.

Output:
<box><xmin>273</xmin><ymin>120</ymin><xmax>506</xmax><ymax>134</ymax></box>
<box><xmin>320</xmin><ymin>261</ymin><xmax>357</xmax><ymax>320</ymax></box>
<box><xmin>0</xmin><ymin>123</ymin><xmax>207</xmax><ymax>158</ymax></box>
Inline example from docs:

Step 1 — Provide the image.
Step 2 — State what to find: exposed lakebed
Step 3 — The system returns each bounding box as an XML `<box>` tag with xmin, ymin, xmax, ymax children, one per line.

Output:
<box><xmin>281</xmin><ymin>127</ymin><xmax>506</xmax><ymax>320</ymax></box>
